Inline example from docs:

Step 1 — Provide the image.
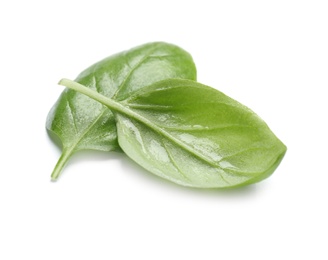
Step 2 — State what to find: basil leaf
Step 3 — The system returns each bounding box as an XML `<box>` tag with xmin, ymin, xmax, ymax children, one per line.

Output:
<box><xmin>59</xmin><ymin>79</ymin><xmax>286</xmax><ymax>188</ymax></box>
<box><xmin>47</xmin><ymin>42</ymin><xmax>197</xmax><ymax>180</ymax></box>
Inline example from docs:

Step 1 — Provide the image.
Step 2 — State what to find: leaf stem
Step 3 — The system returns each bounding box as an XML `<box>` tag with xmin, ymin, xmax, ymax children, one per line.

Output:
<box><xmin>59</xmin><ymin>79</ymin><xmax>125</xmax><ymax>114</ymax></box>
<box><xmin>51</xmin><ymin>148</ymin><xmax>73</xmax><ymax>181</ymax></box>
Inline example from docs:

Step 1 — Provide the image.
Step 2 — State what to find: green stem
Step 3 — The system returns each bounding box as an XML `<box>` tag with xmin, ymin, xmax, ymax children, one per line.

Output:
<box><xmin>51</xmin><ymin>148</ymin><xmax>74</xmax><ymax>181</ymax></box>
<box><xmin>59</xmin><ymin>78</ymin><xmax>126</xmax><ymax>114</ymax></box>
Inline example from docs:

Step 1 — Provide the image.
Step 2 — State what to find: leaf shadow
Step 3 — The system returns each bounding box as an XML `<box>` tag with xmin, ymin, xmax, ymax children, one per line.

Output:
<box><xmin>116</xmin><ymin>152</ymin><xmax>263</xmax><ymax>199</ymax></box>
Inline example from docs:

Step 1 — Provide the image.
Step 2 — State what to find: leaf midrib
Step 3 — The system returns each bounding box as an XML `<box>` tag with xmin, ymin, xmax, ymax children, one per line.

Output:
<box><xmin>60</xmin><ymin>79</ymin><xmax>221</xmax><ymax>169</ymax></box>
<box><xmin>117</xmin><ymin>105</ymin><xmax>220</xmax><ymax>168</ymax></box>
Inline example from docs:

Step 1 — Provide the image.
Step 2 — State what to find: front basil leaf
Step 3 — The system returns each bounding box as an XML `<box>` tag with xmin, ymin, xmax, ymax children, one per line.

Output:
<box><xmin>59</xmin><ymin>79</ymin><xmax>286</xmax><ymax>188</ymax></box>
<box><xmin>47</xmin><ymin>42</ymin><xmax>197</xmax><ymax>180</ymax></box>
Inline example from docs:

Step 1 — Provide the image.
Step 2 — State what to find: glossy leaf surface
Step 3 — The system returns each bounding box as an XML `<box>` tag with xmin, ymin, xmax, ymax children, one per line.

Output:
<box><xmin>47</xmin><ymin>42</ymin><xmax>197</xmax><ymax>180</ymax></box>
<box><xmin>60</xmin><ymin>78</ymin><xmax>286</xmax><ymax>188</ymax></box>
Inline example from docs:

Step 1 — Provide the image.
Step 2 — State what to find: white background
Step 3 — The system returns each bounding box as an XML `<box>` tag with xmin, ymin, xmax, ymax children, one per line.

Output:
<box><xmin>1</xmin><ymin>0</ymin><xmax>327</xmax><ymax>259</ymax></box>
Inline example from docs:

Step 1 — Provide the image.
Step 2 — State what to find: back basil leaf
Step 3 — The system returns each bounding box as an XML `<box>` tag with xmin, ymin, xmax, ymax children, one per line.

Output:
<box><xmin>47</xmin><ymin>42</ymin><xmax>197</xmax><ymax>180</ymax></box>
<box><xmin>59</xmin><ymin>78</ymin><xmax>287</xmax><ymax>188</ymax></box>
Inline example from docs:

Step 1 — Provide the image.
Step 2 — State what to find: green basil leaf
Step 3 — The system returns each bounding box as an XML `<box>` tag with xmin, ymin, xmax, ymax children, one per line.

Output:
<box><xmin>47</xmin><ymin>42</ymin><xmax>197</xmax><ymax>180</ymax></box>
<box><xmin>59</xmin><ymin>79</ymin><xmax>286</xmax><ymax>188</ymax></box>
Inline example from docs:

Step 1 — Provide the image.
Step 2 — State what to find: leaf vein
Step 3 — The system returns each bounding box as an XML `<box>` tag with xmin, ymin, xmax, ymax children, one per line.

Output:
<box><xmin>223</xmin><ymin>145</ymin><xmax>275</xmax><ymax>159</ymax></box>
<box><xmin>113</xmin><ymin>45</ymin><xmax>159</xmax><ymax>99</ymax></box>
<box><xmin>65</xmin><ymin>95</ymin><xmax>78</xmax><ymax>134</ymax></box>
<box><xmin>70</xmin><ymin>108</ymin><xmax>108</xmax><ymax>151</ymax></box>
<box><xmin>164</xmin><ymin>124</ymin><xmax>257</xmax><ymax>132</ymax></box>
<box><xmin>161</xmin><ymin>140</ymin><xmax>190</xmax><ymax>181</ymax></box>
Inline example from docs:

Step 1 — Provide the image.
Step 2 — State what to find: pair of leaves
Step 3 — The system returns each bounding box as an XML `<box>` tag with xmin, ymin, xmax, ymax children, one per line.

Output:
<box><xmin>48</xmin><ymin>42</ymin><xmax>286</xmax><ymax>188</ymax></box>
<box><xmin>47</xmin><ymin>42</ymin><xmax>197</xmax><ymax>180</ymax></box>
<box><xmin>59</xmin><ymin>78</ymin><xmax>286</xmax><ymax>188</ymax></box>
